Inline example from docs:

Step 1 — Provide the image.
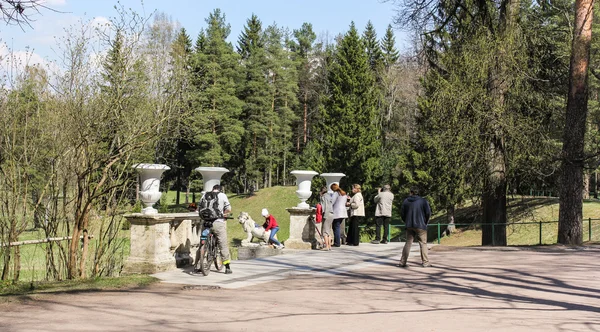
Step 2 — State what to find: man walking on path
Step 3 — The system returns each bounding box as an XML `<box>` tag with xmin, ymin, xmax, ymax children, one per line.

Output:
<box><xmin>399</xmin><ymin>187</ymin><xmax>432</xmax><ymax>267</ymax></box>
<box><xmin>372</xmin><ymin>184</ymin><xmax>394</xmax><ymax>244</ymax></box>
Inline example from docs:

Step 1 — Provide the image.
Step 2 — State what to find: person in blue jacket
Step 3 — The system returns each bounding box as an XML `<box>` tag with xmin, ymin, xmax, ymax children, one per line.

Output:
<box><xmin>399</xmin><ymin>187</ymin><xmax>432</xmax><ymax>267</ymax></box>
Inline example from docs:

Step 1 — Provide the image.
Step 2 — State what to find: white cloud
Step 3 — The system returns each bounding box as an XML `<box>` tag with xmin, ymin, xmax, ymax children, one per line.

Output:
<box><xmin>91</xmin><ymin>16</ymin><xmax>111</xmax><ymax>28</ymax></box>
<box><xmin>0</xmin><ymin>42</ymin><xmax>61</xmax><ymax>87</ymax></box>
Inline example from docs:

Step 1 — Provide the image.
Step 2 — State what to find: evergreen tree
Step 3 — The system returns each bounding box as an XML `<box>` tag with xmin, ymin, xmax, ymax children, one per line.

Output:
<box><xmin>194</xmin><ymin>29</ymin><xmax>206</xmax><ymax>53</ymax></box>
<box><xmin>381</xmin><ymin>25</ymin><xmax>399</xmax><ymax>69</ymax></box>
<box><xmin>264</xmin><ymin>25</ymin><xmax>299</xmax><ymax>187</ymax></box>
<box><xmin>363</xmin><ymin>21</ymin><xmax>383</xmax><ymax>72</ymax></box>
<box><xmin>237</xmin><ymin>14</ymin><xmax>264</xmax><ymax>60</ymax></box>
<box><xmin>100</xmin><ymin>30</ymin><xmax>147</xmax><ymax>156</ymax></box>
<box><xmin>237</xmin><ymin>14</ymin><xmax>273</xmax><ymax>191</ymax></box>
<box><xmin>291</xmin><ymin>22</ymin><xmax>318</xmax><ymax>153</ymax></box>
<box><xmin>316</xmin><ymin>22</ymin><xmax>381</xmax><ymax>189</ymax></box>
<box><xmin>166</xmin><ymin>27</ymin><xmax>194</xmax><ymax>204</ymax></box>
<box><xmin>189</xmin><ymin>9</ymin><xmax>244</xmax><ymax>178</ymax></box>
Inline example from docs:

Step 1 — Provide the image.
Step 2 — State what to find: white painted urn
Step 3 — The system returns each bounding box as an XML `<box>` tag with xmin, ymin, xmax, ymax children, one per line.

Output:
<box><xmin>195</xmin><ymin>167</ymin><xmax>229</xmax><ymax>193</ymax></box>
<box><xmin>133</xmin><ymin>163</ymin><xmax>171</xmax><ymax>215</ymax></box>
<box><xmin>290</xmin><ymin>170</ymin><xmax>319</xmax><ymax>209</ymax></box>
<box><xmin>320</xmin><ymin>173</ymin><xmax>346</xmax><ymax>193</ymax></box>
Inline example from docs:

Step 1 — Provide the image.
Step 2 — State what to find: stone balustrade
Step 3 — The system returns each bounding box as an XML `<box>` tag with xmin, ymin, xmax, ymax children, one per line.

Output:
<box><xmin>123</xmin><ymin>212</ymin><xmax>201</xmax><ymax>274</ymax></box>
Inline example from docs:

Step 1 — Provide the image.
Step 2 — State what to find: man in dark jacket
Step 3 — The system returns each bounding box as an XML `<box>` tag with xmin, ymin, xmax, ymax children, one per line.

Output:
<box><xmin>399</xmin><ymin>187</ymin><xmax>432</xmax><ymax>267</ymax></box>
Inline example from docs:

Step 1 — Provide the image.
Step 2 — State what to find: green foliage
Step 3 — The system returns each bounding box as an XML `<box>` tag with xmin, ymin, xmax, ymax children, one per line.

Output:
<box><xmin>362</xmin><ymin>21</ymin><xmax>383</xmax><ymax>72</ymax></box>
<box><xmin>381</xmin><ymin>25</ymin><xmax>399</xmax><ymax>69</ymax></box>
<box><xmin>237</xmin><ymin>14</ymin><xmax>264</xmax><ymax>60</ymax></box>
<box><xmin>314</xmin><ymin>22</ymin><xmax>381</xmax><ymax>190</ymax></box>
<box><xmin>189</xmin><ymin>9</ymin><xmax>244</xmax><ymax>171</ymax></box>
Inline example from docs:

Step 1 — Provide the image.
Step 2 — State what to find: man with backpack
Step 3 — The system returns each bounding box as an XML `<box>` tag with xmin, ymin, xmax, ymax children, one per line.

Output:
<box><xmin>199</xmin><ymin>184</ymin><xmax>233</xmax><ymax>274</ymax></box>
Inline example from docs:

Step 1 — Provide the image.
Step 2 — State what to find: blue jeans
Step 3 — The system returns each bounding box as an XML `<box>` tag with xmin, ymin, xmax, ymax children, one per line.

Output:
<box><xmin>269</xmin><ymin>226</ymin><xmax>281</xmax><ymax>246</ymax></box>
<box><xmin>333</xmin><ymin>218</ymin><xmax>343</xmax><ymax>246</ymax></box>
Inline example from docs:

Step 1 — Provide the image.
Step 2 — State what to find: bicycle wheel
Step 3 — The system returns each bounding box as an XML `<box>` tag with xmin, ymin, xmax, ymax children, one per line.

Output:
<box><xmin>213</xmin><ymin>236</ymin><xmax>223</xmax><ymax>271</ymax></box>
<box><xmin>198</xmin><ymin>242</ymin><xmax>211</xmax><ymax>276</ymax></box>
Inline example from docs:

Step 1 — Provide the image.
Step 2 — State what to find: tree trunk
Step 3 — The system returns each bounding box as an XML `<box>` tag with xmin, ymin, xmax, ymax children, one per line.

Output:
<box><xmin>176</xmin><ymin>172</ymin><xmax>180</xmax><ymax>205</ymax></box>
<box><xmin>13</xmin><ymin>246</ymin><xmax>20</xmax><ymax>282</ymax></box>
<box><xmin>68</xmin><ymin>223</ymin><xmax>81</xmax><ymax>279</ymax></box>
<box><xmin>558</xmin><ymin>0</ymin><xmax>593</xmax><ymax>245</ymax></box>
<box><xmin>185</xmin><ymin>178</ymin><xmax>190</xmax><ymax>204</ymax></box>
<box><xmin>595</xmin><ymin>171</ymin><xmax>598</xmax><ymax>199</ymax></box>
<box><xmin>583</xmin><ymin>172</ymin><xmax>590</xmax><ymax>200</ymax></box>
<box><xmin>303</xmin><ymin>92</ymin><xmax>308</xmax><ymax>145</ymax></box>
<box><xmin>79</xmin><ymin>229</ymin><xmax>89</xmax><ymax>278</ymax></box>
<box><xmin>482</xmin><ymin>138</ymin><xmax>508</xmax><ymax>246</ymax></box>
<box><xmin>480</xmin><ymin>0</ymin><xmax>518</xmax><ymax>246</ymax></box>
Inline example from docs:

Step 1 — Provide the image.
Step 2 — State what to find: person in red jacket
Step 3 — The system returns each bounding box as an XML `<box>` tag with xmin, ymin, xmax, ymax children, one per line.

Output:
<box><xmin>262</xmin><ymin>208</ymin><xmax>284</xmax><ymax>249</ymax></box>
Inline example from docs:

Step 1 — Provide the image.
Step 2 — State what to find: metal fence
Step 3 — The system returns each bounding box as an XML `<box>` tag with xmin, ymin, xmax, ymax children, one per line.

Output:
<box><xmin>358</xmin><ymin>218</ymin><xmax>600</xmax><ymax>245</ymax></box>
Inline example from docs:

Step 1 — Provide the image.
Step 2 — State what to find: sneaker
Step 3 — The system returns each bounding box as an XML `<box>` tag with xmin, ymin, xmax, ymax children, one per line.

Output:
<box><xmin>422</xmin><ymin>263</ymin><xmax>432</xmax><ymax>268</ymax></box>
<box><xmin>398</xmin><ymin>264</ymin><xmax>407</xmax><ymax>268</ymax></box>
<box><xmin>370</xmin><ymin>240</ymin><xmax>380</xmax><ymax>244</ymax></box>
<box><xmin>380</xmin><ymin>241</ymin><xmax>388</xmax><ymax>244</ymax></box>
<box><xmin>277</xmin><ymin>244</ymin><xmax>285</xmax><ymax>249</ymax></box>
<box><xmin>225</xmin><ymin>267</ymin><xmax>233</xmax><ymax>274</ymax></box>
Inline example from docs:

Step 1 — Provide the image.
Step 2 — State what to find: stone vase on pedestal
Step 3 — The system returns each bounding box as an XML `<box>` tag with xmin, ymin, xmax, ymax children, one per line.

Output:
<box><xmin>290</xmin><ymin>170</ymin><xmax>319</xmax><ymax>209</ymax></box>
<box><xmin>286</xmin><ymin>170</ymin><xmax>319</xmax><ymax>249</ymax></box>
<box><xmin>320</xmin><ymin>172</ymin><xmax>346</xmax><ymax>193</ymax></box>
<box><xmin>195</xmin><ymin>167</ymin><xmax>229</xmax><ymax>193</ymax></box>
<box><xmin>134</xmin><ymin>164</ymin><xmax>170</xmax><ymax>215</ymax></box>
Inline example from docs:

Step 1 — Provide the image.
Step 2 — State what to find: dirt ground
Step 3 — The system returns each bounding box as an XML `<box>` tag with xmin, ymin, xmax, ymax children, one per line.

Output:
<box><xmin>1</xmin><ymin>245</ymin><xmax>599</xmax><ymax>332</ymax></box>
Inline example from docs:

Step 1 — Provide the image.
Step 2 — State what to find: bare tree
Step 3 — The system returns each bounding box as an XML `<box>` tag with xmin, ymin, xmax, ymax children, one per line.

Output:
<box><xmin>0</xmin><ymin>0</ymin><xmax>57</xmax><ymax>29</ymax></box>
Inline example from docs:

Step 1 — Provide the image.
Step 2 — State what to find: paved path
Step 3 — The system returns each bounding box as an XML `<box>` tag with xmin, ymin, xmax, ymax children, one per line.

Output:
<box><xmin>1</xmin><ymin>243</ymin><xmax>599</xmax><ymax>332</ymax></box>
<box><xmin>153</xmin><ymin>243</ymin><xmax>411</xmax><ymax>288</ymax></box>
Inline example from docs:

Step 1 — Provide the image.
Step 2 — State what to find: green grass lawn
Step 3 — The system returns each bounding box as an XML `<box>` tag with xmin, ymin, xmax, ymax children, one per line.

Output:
<box><xmin>436</xmin><ymin>198</ymin><xmax>600</xmax><ymax>246</ymax></box>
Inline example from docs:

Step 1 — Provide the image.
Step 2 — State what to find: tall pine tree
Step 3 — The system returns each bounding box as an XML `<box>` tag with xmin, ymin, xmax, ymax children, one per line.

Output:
<box><xmin>363</xmin><ymin>21</ymin><xmax>383</xmax><ymax>72</ymax></box>
<box><xmin>189</xmin><ymin>9</ymin><xmax>244</xmax><ymax>178</ymax></box>
<box><xmin>264</xmin><ymin>25</ymin><xmax>299</xmax><ymax>187</ymax></box>
<box><xmin>381</xmin><ymin>24</ymin><xmax>399</xmax><ymax>70</ymax></box>
<box><xmin>237</xmin><ymin>14</ymin><xmax>273</xmax><ymax>191</ymax></box>
<box><xmin>315</xmin><ymin>22</ymin><xmax>381</xmax><ymax>189</ymax></box>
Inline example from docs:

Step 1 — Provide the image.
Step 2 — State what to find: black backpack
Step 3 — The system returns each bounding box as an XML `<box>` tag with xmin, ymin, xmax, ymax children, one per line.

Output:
<box><xmin>199</xmin><ymin>191</ymin><xmax>223</xmax><ymax>221</ymax></box>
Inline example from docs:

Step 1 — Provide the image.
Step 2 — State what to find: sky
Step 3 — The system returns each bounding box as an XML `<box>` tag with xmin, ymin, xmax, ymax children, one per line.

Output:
<box><xmin>1</xmin><ymin>0</ymin><xmax>409</xmax><ymax>74</ymax></box>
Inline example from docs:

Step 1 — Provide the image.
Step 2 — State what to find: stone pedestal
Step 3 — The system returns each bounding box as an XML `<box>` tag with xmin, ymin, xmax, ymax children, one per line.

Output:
<box><xmin>284</xmin><ymin>207</ymin><xmax>316</xmax><ymax>249</ymax></box>
<box><xmin>123</xmin><ymin>212</ymin><xmax>200</xmax><ymax>274</ymax></box>
<box><xmin>237</xmin><ymin>245</ymin><xmax>283</xmax><ymax>260</ymax></box>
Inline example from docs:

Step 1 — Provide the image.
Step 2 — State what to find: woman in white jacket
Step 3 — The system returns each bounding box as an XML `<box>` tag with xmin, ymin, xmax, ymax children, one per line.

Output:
<box><xmin>330</xmin><ymin>183</ymin><xmax>348</xmax><ymax>247</ymax></box>
<box><xmin>346</xmin><ymin>184</ymin><xmax>364</xmax><ymax>246</ymax></box>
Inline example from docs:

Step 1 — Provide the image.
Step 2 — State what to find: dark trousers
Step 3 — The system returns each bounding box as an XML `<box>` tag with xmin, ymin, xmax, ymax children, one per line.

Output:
<box><xmin>347</xmin><ymin>216</ymin><xmax>363</xmax><ymax>245</ymax></box>
<box><xmin>333</xmin><ymin>218</ymin><xmax>343</xmax><ymax>246</ymax></box>
<box><xmin>375</xmin><ymin>216</ymin><xmax>391</xmax><ymax>242</ymax></box>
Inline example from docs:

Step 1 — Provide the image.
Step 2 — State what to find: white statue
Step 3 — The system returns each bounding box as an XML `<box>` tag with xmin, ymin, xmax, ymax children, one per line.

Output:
<box><xmin>237</xmin><ymin>211</ymin><xmax>276</xmax><ymax>246</ymax></box>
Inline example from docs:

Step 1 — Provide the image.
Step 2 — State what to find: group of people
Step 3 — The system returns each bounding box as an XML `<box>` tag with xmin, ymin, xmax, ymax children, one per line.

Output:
<box><xmin>318</xmin><ymin>183</ymin><xmax>433</xmax><ymax>267</ymax></box>
<box><xmin>195</xmin><ymin>182</ymin><xmax>433</xmax><ymax>277</ymax></box>
<box><xmin>318</xmin><ymin>183</ymin><xmax>364</xmax><ymax>250</ymax></box>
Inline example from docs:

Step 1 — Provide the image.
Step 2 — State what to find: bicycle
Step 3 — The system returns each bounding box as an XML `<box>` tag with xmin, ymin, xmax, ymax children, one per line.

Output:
<box><xmin>194</xmin><ymin>220</ymin><xmax>223</xmax><ymax>276</ymax></box>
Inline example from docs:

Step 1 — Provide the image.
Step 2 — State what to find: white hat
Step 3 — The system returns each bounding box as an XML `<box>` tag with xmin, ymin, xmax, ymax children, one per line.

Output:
<box><xmin>261</xmin><ymin>208</ymin><xmax>269</xmax><ymax>217</ymax></box>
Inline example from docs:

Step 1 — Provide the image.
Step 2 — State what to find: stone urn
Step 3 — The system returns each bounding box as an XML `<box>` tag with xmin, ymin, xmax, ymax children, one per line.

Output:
<box><xmin>290</xmin><ymin>170</ymin><xmax>319</xmax><ymax>209</ymax></box>
<box><xmin>133</xmin><ymin>163</ymin><xmax>170</xmax><ymax>215</ymax></box>
<box><xmin>195</xmin><ymin>167</ymin><xmax>229</xmax><ymax>193</ymax></box>
<box><xmin>320</xmin><ymin>173</ymin><xmax>346</xmax><ymax>193</ymax></box>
